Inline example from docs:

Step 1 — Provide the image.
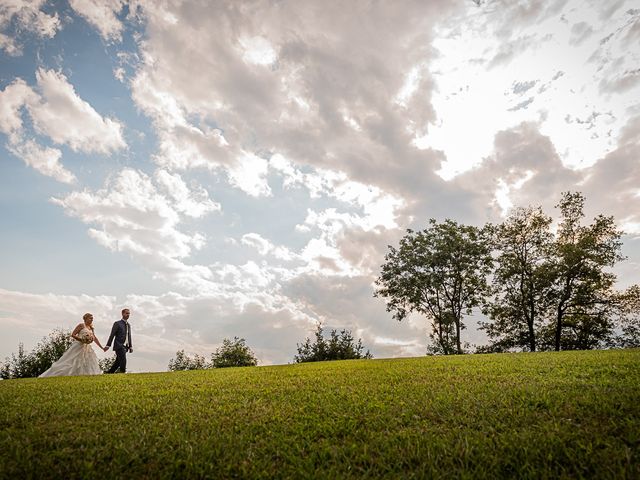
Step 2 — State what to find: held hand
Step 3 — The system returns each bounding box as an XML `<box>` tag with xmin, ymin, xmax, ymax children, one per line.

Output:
<box><xmin>103</xmin><ymin>346</ymin><xmax>109</xmax><ymax>352</ymax></box>
<box><xmin>129</xmin><ymin>348</ymin><xmax>133</xmax><ymax>354</ymax></box>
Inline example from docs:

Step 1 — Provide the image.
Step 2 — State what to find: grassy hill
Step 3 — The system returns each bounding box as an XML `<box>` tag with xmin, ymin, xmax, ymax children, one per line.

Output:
<box><xmin>1</xmin><ymin>349</ymin><xmax>638</xmax><ymax>479</ymax></box>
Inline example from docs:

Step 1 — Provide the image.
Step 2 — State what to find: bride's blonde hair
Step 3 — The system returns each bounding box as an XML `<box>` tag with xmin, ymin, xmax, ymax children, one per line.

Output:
<box><xmin>83</xmin><ymin>313</ymin><xmax>95</xmax><ymax>331</ymax></box>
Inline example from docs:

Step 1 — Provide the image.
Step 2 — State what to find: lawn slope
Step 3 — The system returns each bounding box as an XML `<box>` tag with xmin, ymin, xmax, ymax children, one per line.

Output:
<box><xmin>1</xmin><ymin>349</ymin><xmax>639</xmax><ymax>479</ymax></box>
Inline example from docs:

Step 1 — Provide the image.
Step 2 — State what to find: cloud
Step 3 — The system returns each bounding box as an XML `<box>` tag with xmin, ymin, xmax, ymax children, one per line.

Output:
<box><xmin>569</xmin><ymin>21</ymin><xmax>594</xmax><ymax>46</ymax></box>
<box><xmin>0</xmin><ymin>79</ymin><xmax>36</xmax><ymax>135</ymax></box>
<box><xmin>227</xmin><ymin>153</ymin><xmax>272</xmax><ymax>197</ymax></box>
<box><xmin>0</xmin><ymin>78</ymin><xmax>75</xmax><ymax>183</ymax></box>
<box><xmin>68</xmin><ymin>0</ymin><xmax>125</xmax><ymax>42</ymax></box>
<box><xmin>580</xmin><ymin>115</ymin><xmax>640</xmax><ymax>233</ymax></box>
<box><xmin>241</xmin><ymin>233</ymin><xmax>297</xmax><ymax>261</ymax></box>
<box><xmin>0</xmin><ymin>69</ymin><xmax>127</xmax><ymax>182</ymax></box>
<box><xmin>155</xmin><ymin>169</ymin><xmax>221</xmax><ymax>217</ymax></box>
<box><xmin>454</xmin><ymin>121</ymin><xmax>581</xmax><ymax>220</ymax></box>
<box><xmin>270</xmin><ymin>154</ymin><xmax>404</xmax><ymax>230</ymax></box>
<box><xmin>283</xmin><ymin>273</ymin><xmax>433</xmax><ymax>358</ymax></box>
<box><xmin>7</xmin><ymin>139</ymin><xmax>75</xmax><ymax>184</ymax></box>
<box><xmin>417</xmin><ymin>0</ymin><xmax>640</xmax><ymax>181</ymax></box>
<box><xmin>51</xmin><ymin>169</ymin><xmax>219</xmax><ymax>289</ymax></box>
<box><xmin>28</xmin><ymin>69</ymin><xmax>126</xmax><ymax>154</ymax></box>
<box><xmin>129</xmin><ymin>0</ymin><xmax>453</xmax><ymax>202</ymax></box>
<box><xmin>0</xmin><ymin>0</ymin><xmax>61</xmax><ymax>55</ymax></box>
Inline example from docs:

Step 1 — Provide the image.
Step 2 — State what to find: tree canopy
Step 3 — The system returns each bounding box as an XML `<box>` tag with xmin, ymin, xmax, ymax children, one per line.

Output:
<box><xmin>211</xmin><ymin>337</ymin><xmax>258</xmax><ymax>368</ymax></box>
<box><xmin>481</xmin><ymin>206</ymin><xmax>555</xmax><ymax>352</ymax></box>
<box><xmin>376</xmin><ymin>192</ymin><xmax>638</xmax><ymax>354</ymax></box>
<box><xmin>375</xmin><ymin>219</ymin><xmax>493</xmax><ymax>354</ymax></box>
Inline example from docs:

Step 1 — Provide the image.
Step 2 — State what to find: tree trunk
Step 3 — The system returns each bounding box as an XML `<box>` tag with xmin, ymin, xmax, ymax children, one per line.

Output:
<box><xmin>528</xmin><ymin>301</ymin><xmax>536</xmax><ymax>352</ymax></box>
<box><xmin>555</xmin><ymin>305</ymin><xmax>563</xmax><ymax>351</ymax></box>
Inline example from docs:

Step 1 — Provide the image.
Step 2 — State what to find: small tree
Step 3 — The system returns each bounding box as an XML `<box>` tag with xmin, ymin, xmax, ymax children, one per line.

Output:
<box><xmin>1</xmin><ymin>329</ymin><xmax>72</xmax><ymax>379</ymax></box>
<box><xmin>295</xmin><ymin>324</ymin><xmax>372</xmax><ymax>362</ymax></box>
<box><xmin>210</xmin><ymin>337</ymin><xmax>258</xmax><ymax>368</ymax></box>
<box><xmin>168</xmin><ymin>350</ymin><xmax>208</xmax><ymax>371</ymax></box>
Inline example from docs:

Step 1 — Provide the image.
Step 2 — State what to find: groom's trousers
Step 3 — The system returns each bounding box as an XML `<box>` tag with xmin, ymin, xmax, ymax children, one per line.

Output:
<box><xmin>108</xmin><ymin>347</ymin><xmax>127</xmax><ymax>373</ymax></box>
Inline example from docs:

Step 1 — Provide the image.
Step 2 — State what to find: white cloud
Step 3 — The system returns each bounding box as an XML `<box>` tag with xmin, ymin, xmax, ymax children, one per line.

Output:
<box><xmin>0</xmin><ymin>0</ymin><xmax>61</xmax><ymax>55</ymax></box>
<box><xmin>0</xmin><ymin>78</ymin><xmax>74</xmax><ymax>182</ymax></box>
<box><xmin>51</xmin><ymin>169</ymin><xmax>217</xmax><ymax>280</ymax></box>
<box><xmin>227</xmin><ymin>152</ymin><xmax>272</xmax><ymax>197</ymax></box>
<box><xmin>270</xmin><ymin>154</ymin><xmax>404</xmax><ymax>230</ymax></box>
<box><xmin>241</xmin><ymin>233</ymin><xmax>297</xmax><ymax>261</ymax></box>
<box><xmin>28</xmin><ymin>69</ymin><xmax>126</xmax><ymax>154</ymax></box>
<box><xmin>239</xmin><ymin>36</ymin><xmax>277</xmax><ymax>66</ymax></box>
<box><xmin>7</xmin><ymin>139</ymin><xmax>75</xmax><ymax>184</ymax></box>
<box><xmin>68</xmin><ymin>0</ymin><xmax>125</xmax><ymax>42</ymax></box>
<box><xmin>395</xmin><ymin>64</ymin><xmax>425</xmax><ymax>107</ymax></box>
<box><xmin>155</xmin><ymin>169</ymin><xmax>220</xmax><ymax>217</ymax></box>
<box><xmin>0</xmin><ymin>69</ymin><xmax>127</xmax><ymax>182</ymax></box>
<box><xmin>0</xmin><ymin>78</ymin><xmax>37</xmax><ymax>136</ymax></box>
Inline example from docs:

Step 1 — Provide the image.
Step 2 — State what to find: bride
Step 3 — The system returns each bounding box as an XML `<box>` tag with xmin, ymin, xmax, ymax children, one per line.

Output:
<box><xmin>39</xmin><ymin>313</ymin><xmax>108</xmax><ymax>377</ymax></box>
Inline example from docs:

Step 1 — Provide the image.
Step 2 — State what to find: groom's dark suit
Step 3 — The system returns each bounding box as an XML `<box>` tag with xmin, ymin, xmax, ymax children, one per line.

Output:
<box><xmin>106</xmin><ymin>319</ymin><xmax>132</xmax><ymax>373</ymax></box>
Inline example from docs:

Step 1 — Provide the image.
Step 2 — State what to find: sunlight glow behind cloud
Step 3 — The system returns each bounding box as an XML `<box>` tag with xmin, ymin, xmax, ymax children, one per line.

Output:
<box><xmin>418</xmin><ymin>0</ymin><xmax>640</xmax><ymax>180</ymax></box>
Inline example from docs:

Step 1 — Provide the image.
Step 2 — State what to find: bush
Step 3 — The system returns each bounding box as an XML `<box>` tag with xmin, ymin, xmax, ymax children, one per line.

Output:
<box><xmin>295</xmin><ymin>324</ymin><xmax>372</xmax><ymax>363</ymax></box>
<box><xmin>1</xmin><ymin>328</ymin><xmax>72</xmax><ymax>379</ymax></box>
<box><xmin>168</xmin><ymin>338</ymin><xmax>258</xmax><ymax>371</ymax></box>
<box><xmin>211</xmin><ymin>337</ymin><xmax>258</xmax><ymax>368</ymax></box>
<box><xmin>168</xmin><ymin>350</ymin><xmax>208</xmax><ymax>371</ymax></box>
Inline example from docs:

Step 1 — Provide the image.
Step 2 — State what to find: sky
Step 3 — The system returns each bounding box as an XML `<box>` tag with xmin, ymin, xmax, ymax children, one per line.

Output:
<box><xmin>0</xmin><ymin>0</ymin><xmax>639</xmax><ymax>372</ymax></box>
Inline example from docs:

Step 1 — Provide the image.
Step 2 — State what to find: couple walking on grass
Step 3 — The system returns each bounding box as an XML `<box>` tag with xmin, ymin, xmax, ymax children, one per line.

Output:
<box><xmin>39</xmin><ymin>308</ymin><xmax>133</xmax><ymax>377</ymax></box>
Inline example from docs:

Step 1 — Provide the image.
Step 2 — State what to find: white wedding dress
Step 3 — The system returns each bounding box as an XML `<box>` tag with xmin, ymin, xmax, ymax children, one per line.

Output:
<box><xmin>39</xmin><ymin>327</ymin><xmax>102</xmax><ymax>377</ymax></box>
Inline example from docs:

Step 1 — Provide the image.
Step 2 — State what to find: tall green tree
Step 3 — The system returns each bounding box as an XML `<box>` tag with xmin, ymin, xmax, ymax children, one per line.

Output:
<box><xmin>375</xmin><ymin>219</ymin><xmax>493</xmax><ymax>354</ymax></box>
<box><xmin>549</xmin><ymin>192</ymin><xmax>625</xmax><ymax>351</ymax></box>
<box><xmin>482</xmin><ymin>206</ymin><xmax>554</xmax><ymax>352</ymax></box>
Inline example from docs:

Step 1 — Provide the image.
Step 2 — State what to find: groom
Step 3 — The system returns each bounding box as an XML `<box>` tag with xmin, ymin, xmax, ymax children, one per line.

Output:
<box><xmin>105</xmin><ymin>308</ymin><xmax>133</xmax><ymax>373</ymax></box>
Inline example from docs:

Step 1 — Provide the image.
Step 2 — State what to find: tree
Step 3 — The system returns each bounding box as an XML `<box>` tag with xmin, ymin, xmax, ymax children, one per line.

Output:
<box><xmin>375</xmin><ymin>219</ymin><xmax>493</xmax><ymax>354</ymax></box>
<box><xmin>210</xmin><ymin>337</ymin><xmax>258</xmax><ymax>368</ymax></box>
<box><xmin>294</xmin><ymin>324</ymin><xmax>372</xmax><ymax>362</ymax></box>
<box><xmin>168</xmin><ymin>350</ymin><xmax>208</xmax><ymax>371</ymax></box>
<box><xmin>611</xmin><ymin>285</ymin><xmax>640</xmax><ymax>348</ymax></box>
<box><xmin>481</xmin><ymin>206</ymin><xmax>555</xmax><ymax>352</ymax></box>
<box><xmin>549</xmin><ymin>192</ymin><xmax>625</xmax><ymax>351</ymax></box>
<box><xmin>1</xmin><ymin>329</ymin><xmax>72</xmax><ymax>379</ymax></box>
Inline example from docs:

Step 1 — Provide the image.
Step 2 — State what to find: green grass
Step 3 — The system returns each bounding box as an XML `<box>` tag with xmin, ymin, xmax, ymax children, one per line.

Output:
<box><xmin>1</xmin><ymin>350</ymin><xmax>639</xmax><ymax>479</ymax></box>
